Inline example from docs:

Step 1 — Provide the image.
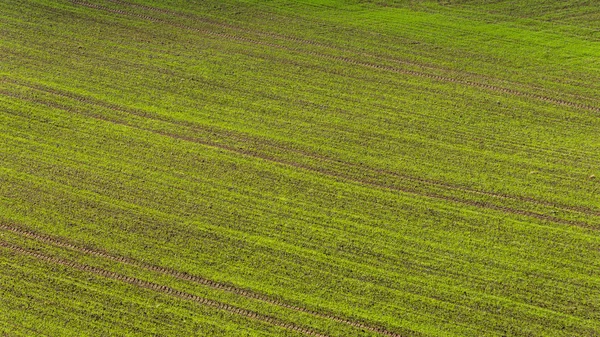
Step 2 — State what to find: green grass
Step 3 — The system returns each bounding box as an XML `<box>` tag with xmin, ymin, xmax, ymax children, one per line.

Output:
<box><xmin>1</xmin><ymin>0</ymin><xmax>599</xmax><ymax>336</ymax></box>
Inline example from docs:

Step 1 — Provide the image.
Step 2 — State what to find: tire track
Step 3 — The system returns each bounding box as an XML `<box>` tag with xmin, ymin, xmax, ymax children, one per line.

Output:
<box><xmin>104</xmin><ymin>0</ymin><xmax>373</xmax><ymax>50</ymax></box>
<box><xmin>7</xmin><ymin>3</ymin><xmax>599</xmax><ymax>168</ymax></box>
<box><xmin>8</xmin><ymin>2</ymin><xmax>598</xmax><ymax>168</ymax></box>
<box><xmin>0</xmin><ymin>239</ymin><xmax>333</xmax><ymax>337</ymax></box>
<box><xmin>105</xmin><ymin>0</ymin><xmax>600</xmax><ymax>107</ymax></box>
<box><xmin>2</xmin><ymin>39</ymin><xmax>597</xmax><ymax>171</ymax></box>
<box><xmin>0</xmin><ymin>223</ymin><xmax>407</xmax><ymax>337</ymax></box>
<box><xmin>3</xmin><ymin>44</ymin><xmax>595</xmax><ymax>168</ymax></box>
<box><xmin>2</xmin><ymin>80</ymin><xmax>599</xmax><ymax>221</ymax></box>
<box><xmin>0</xmin><ymin>218</ymin><xmax>596</xmax><ymax>337</ymax></box>
<box><xmin>70</xmin><ymin>1</ymin><xmax>600</xmax><ymax>114</ymax></box>
<box><xmin>1</xmin><ymin>86</ymin><xmax>598</xmax><ymax>229</ymax></box>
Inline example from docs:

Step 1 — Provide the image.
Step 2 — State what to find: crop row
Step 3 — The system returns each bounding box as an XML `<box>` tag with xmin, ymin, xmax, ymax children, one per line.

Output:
<box><xmin>71</xmin><ymin>0</ymin><xmax>600</xmax><ymax>115</ymax></box>
<box><xmin>0</xmin><ymin>222</ymin><xmax>403</xmax><ymax>337</ymax></box>
<box><xmin>1</xmin><ymin>80</ymin><xmax>598</xmax><ymax>229</ymax></box>
<box><xmin>1</xmin><ymin>101</ymin><xmax>598</xmax><ymax>336</ymax></box>
<box><xmin>2</xmin><ymin>0</ymin><xmax>600</xmax><ymax>335</ymax></box>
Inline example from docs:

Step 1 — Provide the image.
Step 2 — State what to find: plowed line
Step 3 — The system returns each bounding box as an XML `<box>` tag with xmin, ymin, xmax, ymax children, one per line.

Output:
<box><xmin>6</xmin><ymin>29</ymin><xmax>590</xmax><ymax>165</ymax></box>
<box><xmin>106</xmin><ymin>0</ymin><xmax>600</xmax><ymax>107</ymax></box>
<box><xmin>1</xmin><ymin>87</ymin><xmax>597</xmax><ymax>229</ymax></box>
<box><xmin>1</xmin><ymin>47</ymin><xmax>594</xmax><ymax>168</ymax></box>
<box><xmin>71</xmin><ymin>1</ymin><xmax>600</xmax><ymax>114</ymax></box>
<box><xmin>3</xmin><ymin>77</ymin><xmax>599</xmax><ymax>221</ymax></box>
<box><xmin>0</xmin><ymin>223</ymin><xmax>406</xmax><ymax>337</ymax></box>
<box><xmin>0</xmin><ymin>239</ymin><xmax>332</xmax><ymax>337</ymax></box>
<box><xmin>106</xmin><ymin>0</ymin><xmax>333</xmax><ymax>48</ymax></box>
<box><xmin>0</xmin><ymin>320</ymin><xmax>53</xmax><ymax>337</ymax></box>
<box><xmin>8</xmin><ymin>4</ymin><xmax>593</xmax><ymax>167</ymax></box>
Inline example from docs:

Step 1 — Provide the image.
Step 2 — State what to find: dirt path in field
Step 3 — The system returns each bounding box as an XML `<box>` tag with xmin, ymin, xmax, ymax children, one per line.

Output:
<box><xmin>2</xmin><ymin>81</ymin><xmax>599</xmax><ymax>227</ymax></box>
<box><xmin>0</xmin><ymin>239</ymin><xmax>337</xmax><ymax>337</ymax></box>
<box><xmin>71</xmin><ymin>1</ymin><xmax>600</xmax><ymax>114</ymax></box>
<box><xmin>0</xmin><ymin>223</ymin><xmax>406</xmax><ymax>337</ymax></box>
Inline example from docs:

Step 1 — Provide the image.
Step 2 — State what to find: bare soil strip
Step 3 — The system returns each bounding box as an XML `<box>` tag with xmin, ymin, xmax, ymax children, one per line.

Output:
<box><xmin>0</xmin><ymin>239</ymin><xmax>335</xmax><ymax>337</ymax></box>
<box><xmin>70</xmin><ymin>1</ymin><xmax>600</xmax><ymax>114</ymax></box>
<box><xmin>1</xmin><ymin>86</ymin><xmax>597</xmax><ymax>230</ymax></box>
<box><xmin>0</xmin><ymin>223</ymin><xmax>406</xmax><ymax>337</ymax></box>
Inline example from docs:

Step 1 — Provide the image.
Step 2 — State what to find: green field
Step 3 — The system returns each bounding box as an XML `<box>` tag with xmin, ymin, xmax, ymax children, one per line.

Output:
<box><xmin>1</xmin><ymin>0</ymin><xmax>599</xmax><ymax>336</ymax></box>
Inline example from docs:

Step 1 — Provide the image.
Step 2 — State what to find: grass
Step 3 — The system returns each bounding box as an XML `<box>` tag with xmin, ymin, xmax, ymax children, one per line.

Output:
<box><xmin>1</xmin><ymin>0</ymin><xmax>599</xmax><ymax>336</ymax></box>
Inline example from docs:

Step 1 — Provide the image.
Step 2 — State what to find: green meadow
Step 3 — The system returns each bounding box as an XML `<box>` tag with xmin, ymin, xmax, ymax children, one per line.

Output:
<box><xmin>1</xmin><ymin>0</ymin><xmax>599</xmax><ymax>336</ymax></box>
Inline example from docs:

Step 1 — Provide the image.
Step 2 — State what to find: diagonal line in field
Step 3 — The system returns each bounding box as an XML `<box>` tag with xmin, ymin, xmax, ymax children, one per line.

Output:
<box><xmin>69</xmin><ymin>1</ymin><xmax>600</xmax><ymax>114</ymax></box>
<box><xmin>1</xmin><ymin>81</ymin><xmax>598</xmax><ymax>229</ymax></box>
<box><xmin>105</xmin><ymin>0</ymin><xmax>600</xmax><ymax>108</ymax></box>
<box><xmin>0</xmin><ymin>86</ymin><xmax>597</xmax><ymax>230</ymax></box>
<box><xmin>0</xmin><ymin>239</ymin><xmax>334</xmax><ymax>337</ymax></box>
<box><xmin>0</xmin><ymin>222</ymin><xmax>408</xmax><ymax>337</ymax></box>
<box><xmin>2</xmin><ymin>78</ymin><xmax>598</xmax><ymax>221</ymax></box>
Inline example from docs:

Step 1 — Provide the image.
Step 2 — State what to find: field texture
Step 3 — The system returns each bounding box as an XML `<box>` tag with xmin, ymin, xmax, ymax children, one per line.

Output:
<box><xmin>1</xmin><ymin>0</ymin><xmax>600</xmax><ymax>336</ymax></box>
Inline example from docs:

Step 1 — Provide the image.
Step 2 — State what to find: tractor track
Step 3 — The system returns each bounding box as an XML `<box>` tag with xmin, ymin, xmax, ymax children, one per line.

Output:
<box><xmin>2</xmin><ymin>3</ymin><xmax>598</xmax><ymax>336</ymax></box>
<box><xmin>7</xmin><ymin>4</ymin><xmax>597</xmax><ymax>169</ymax></box>
<box><xmin>2</xmin><ymin>105</ymin><xmax>596</xmax><ymax>233</ymax></box>
<box><xmin>71</xmin><ymin>1</ymin><xmax>600</xmax><ymax>114</ymax></box>
<box><xmin>105</xmin><ymin>0</ymin><xmax>600</xmax><ymax>107</ymax></box>
<box><xmin>0</xmin><ymin>223</ymin><xmax>406</xmax><ymax>337</ymax></box>
<box><xmin>105</xmin><ymin>0</ymin><xmax>334</xmax><ymax>49</ymax></box>
<box><xmin>0</xmin><ymin>239</ymin><xmax>335</xmax><ymax>337</ymax></box>
<box><xmin>5</xmin><ymin>7</ymin><xmax>598</xmax><ymax>170</ymax></box>
<box><xmin>2</xmin><ymin>80</ymin><xmax>599</xmax><ymax>222</ymax></box>
<box><xmin>6</xmin><ymin>143</ymin><xmax>595</xmax><ymax>297</ymax></box>
<box><xmin>1</xmin><ymin>86</ymin><xmax>599</xmax><ymax>229</ymax></box>
<box><xmin>8</xmin><ymin>213</ymin><xmax>591</xmax><ymax>336</ymax></box>
<box><xmin>3</xmin><ymin>44</ymin><xmax>596</xmax><ymax>168</ymax></box>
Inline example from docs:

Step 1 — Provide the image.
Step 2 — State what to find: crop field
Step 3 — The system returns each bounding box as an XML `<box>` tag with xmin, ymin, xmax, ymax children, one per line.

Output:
<box><xmin>1</xmin><ymin>0</ymin><xmax>600</xmax><ymax>336</ymax></box>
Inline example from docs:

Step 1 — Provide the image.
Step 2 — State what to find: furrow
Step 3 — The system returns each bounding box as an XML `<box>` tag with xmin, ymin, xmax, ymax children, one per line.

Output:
<box><xmin>334</xmin><ymin>161</ymin><xmax>600</xmax><ymax>217</ymax></box>
<box><xmin>0</xmin><ymin>223</ymin><xmax>406</xmax><ymax>337</ymax></box>
<box><xmin>4</xmin><ymin>144</ymin><xmax>578</xmax><ymax>295</ymax></box>
<box><xmin>2</xmin><ymin>48</ymin><xmax>595</xmax><ymax>170</ymax></box>
<box><xmin>0</xmin><ymin>239</ymin><xmax>332</xmax><ymax>337</ymax></box>
<box><xmin>6</xmin><ymin>24</ymin><xmax>589</xmax><ymax>166</ymax></box>
<box><xmin>105</xmin><ymin>0</ymin><xmax>333</xmax><ymax>49</ymax></box>
<box><xmin>70</xmin><ymin>1</ymin><xmax>600</xmax><ymax>114</ymax></box>
<box><xmin>4</xmin><ymin>76</ymin><xmax>599</xmax><ymax>219</ymax></box>
<box><xmin>0</xmin><ymin>320</ymin><xmax>53</xmax><ymax>337</ymax></box>
<box><xmin>1</xmin><ymin>86</ymin><xmax>597</xmax><ymax>229</ymax></box>
<box><xmin>338</xmin><ymin>59</ymin><xmax>600</xmax><ymax>113</ymax></box>
<box><xmin>105</xmin><ymin>0</ymin><xmax>600</xmax><ymax>107</ymax></box>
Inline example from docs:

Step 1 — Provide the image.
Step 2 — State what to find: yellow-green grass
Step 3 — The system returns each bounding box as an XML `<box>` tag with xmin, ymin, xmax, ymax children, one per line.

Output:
<box><xmin>1</xmin><ymin>0</ymin><xmax>599</xmax><ymax>336</ymax></box>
